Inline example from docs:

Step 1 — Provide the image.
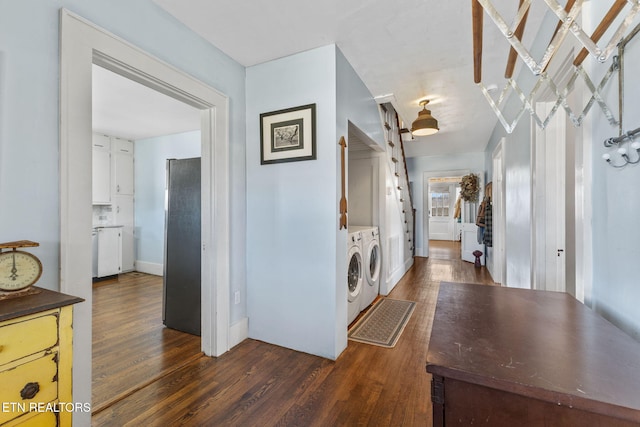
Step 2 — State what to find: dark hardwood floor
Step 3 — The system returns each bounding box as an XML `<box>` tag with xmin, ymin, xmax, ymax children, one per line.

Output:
<box><xmin>92</xmin><ymin>273</ymin><xmax>202</xmax><ymax>413</ymax></box>
<box><xmin>92</xmin><ymin>242</ymin><xmax>494</xmax><ymax>426</ymax></box>
<box><xmin>427</xmin><ymin>240</ymin><xmax>461</xmax><ymax>260</ymax></box>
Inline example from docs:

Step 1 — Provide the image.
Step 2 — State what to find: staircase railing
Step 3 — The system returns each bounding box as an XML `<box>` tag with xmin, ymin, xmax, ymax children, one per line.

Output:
<box><xmin>380</xmin><ymin>103</ymin><xmax>415</xmax><ymax>257</ymax></box>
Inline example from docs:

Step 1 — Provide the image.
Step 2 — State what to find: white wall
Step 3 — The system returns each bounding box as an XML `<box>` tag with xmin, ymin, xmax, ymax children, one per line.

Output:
<box><xmin>245</xmin><ymin>45</ymin><xmax>385</xmax><ymax>359</ymax></box>
<box><xmin>0</xmin><ymin>3</ymin><xmax>245</xmax><ymax>421</ymax></box>
<box><xmin>348</xmin><ymin>154</ymin><xmax>379</xmax><ymax>226</ymax></box>
<box><xmin>246</xmin><ymin>45</ymin><xmax>340</xmax><ymax>359</ymax></box>
<box><xmin>134</xmin><ymin>131</ymin><xmax>200</xmax><ymax>266</ymax></box>
<box><xmin>587</xmin><ymin>6</ymin><xmax>640</xmax><ymax>340</ymax></box>
<box><xmin>407</xmin><ymin>153</ymin><xmax>485</xmax><ymax>258</ymax></box>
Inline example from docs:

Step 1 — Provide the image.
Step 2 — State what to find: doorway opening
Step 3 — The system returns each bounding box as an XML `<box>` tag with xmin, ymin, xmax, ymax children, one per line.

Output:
<box><xmin>60</xmin><ymin>10</ymin><xmax>231</xmax><ymax>420</ymax></box>
<box><xmin>426</xmin><ymin>176</ymin><xmax>462</xmax><ymax>261</ymax></box>
<box><xmin>91</xmin><ymin>64</ymin><xmax>203</xmax><ymax>412</ymax></box>
<box><xmin>427</xmin><ymin>177</ymin><xmax>462</xmax><ymax>242</ymax></box>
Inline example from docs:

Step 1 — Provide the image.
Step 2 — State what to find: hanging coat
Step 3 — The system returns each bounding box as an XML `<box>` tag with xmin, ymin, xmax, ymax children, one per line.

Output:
<box><xmin>483</xmin><ymin>202</ymin><xmax>493</xmax><ymax>247</ymax></box>
<box><xmin>476</xmin><ymin>200</ymin><xmax>487</xmax><ymax>227</ymax></box>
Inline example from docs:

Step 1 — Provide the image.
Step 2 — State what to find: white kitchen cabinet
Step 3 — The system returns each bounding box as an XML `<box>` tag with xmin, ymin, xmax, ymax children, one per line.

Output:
<box><xmin>113</xmin><ymin>138</ymin><xmax>134</xmax><ymax>196</ymax></box>
<box><xmin>114</xmin><ymin>195</ymin><xmax>135</xmax><ymax>272</ymax></box>
<box><xmin>92</xmin><ymin>134</ymin><xmax>111</xmax><ymax>205</ymax></box>
<box><xmin>92</xmin><ymin>133</ymin><xmax>134</xmax><ymax>275</ymax></box>
<box><xmin>96</xmin><ymin>227</ymin><xmax>122</xmax><ymax>277</ymax></box>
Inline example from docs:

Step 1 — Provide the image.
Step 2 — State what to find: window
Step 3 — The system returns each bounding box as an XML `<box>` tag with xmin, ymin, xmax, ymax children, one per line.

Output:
<box><xmin>430</xmin><ymin>189</ymin><xmax>450</xmax><ymax>217</ymax></box>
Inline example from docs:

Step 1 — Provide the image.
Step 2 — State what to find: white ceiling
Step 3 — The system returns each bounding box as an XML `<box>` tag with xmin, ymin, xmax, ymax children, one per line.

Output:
<box><xmin>92</xmin><ymin>64</ymin><xmax>200</xmax><ymax>141</ymax></box>
<box><xmin>93</xmin><ymin>1</ymin><xmax>549</xmax><ymax>154</ymax></box>
<box><xmin>152</xmin><ymin>0</ymin><xmax>548</xmax><ymax>157</ymax></box>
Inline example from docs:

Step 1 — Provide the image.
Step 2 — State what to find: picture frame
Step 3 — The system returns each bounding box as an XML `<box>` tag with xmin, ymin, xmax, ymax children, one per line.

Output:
<box><xmin>260</xmin><ymin>103</ymin><xmax>316</xmax><ymax>165</ymax></box>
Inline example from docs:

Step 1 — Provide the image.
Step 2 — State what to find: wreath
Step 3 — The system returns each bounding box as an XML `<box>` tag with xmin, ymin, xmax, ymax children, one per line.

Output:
<box><xmin>460</xmin><ymin>173</ymin><xmax>480</xmax><ymax>202</ymax></box>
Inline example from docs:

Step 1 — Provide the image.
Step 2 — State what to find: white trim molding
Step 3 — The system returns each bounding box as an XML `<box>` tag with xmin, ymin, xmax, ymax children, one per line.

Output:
<box><xmin>229</xmin><ymin>317</ymin><xmax>249</xmax><ymax>349</ymax></box>
<box><xmin>135</xmin><ymin>261</ymin><xmax>164</xmax><ymax>276</ymax></box>
<box><xmin>60</xmin><ymin>10</ymin><xmax>231</xmax><ymax>423</ymax></box>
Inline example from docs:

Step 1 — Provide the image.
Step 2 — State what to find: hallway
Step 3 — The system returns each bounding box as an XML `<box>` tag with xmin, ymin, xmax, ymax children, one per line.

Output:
<box><xmin>93</xmin><ymin>253</ymin><xmax>493</xmax><ymax>426</ymax></box>
<box><xmin>427</xmin><ymin>240</ymin><xmax>461</xmax><ymax>260</ymax></box>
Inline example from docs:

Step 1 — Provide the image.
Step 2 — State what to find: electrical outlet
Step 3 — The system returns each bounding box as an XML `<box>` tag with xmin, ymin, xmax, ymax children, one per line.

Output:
<box><xmin>234</xmin><ymin>291</ymin><xmax>240</xmax><ymax>304</ymax></box>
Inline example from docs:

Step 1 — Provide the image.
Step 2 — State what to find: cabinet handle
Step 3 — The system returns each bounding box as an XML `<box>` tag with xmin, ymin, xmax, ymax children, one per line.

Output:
<box><xmin>20</xmin><ymin>382</ymin><xmax>40</xmax><ymax>400</ymax></box>
<box><xmin>117</xmin><ymin>185</ymin><xmax>120</xmax><ymax>193</ymax></box>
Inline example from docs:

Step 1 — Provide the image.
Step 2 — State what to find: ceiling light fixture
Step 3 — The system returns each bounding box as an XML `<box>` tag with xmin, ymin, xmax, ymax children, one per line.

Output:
<box><xmin>411</xmin><ymin>100</ymin><xmax>439</xmax><ymax>136</ymax></box>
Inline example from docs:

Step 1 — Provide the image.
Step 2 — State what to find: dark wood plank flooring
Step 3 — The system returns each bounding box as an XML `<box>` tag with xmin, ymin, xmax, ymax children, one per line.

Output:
<box><xmin>427</xmin><ymin>240</ymin><xmax>461</xmax><ymax>260</ymax></box>
<box><xmin>93</xmin><ymin>242</ymin><xmax>494</xmax><ymax>426</ymax></box>
<box><xmin>92</xmin><ymin>273</ymin><xmax>202</xmax><ymax>413</ymax></box>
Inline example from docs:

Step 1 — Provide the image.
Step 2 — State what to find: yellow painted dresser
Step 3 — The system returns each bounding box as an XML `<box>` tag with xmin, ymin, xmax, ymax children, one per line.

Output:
<box><xmin>0</xmin><ymin>288</ymin><xmax>83</xmax><ymax>426</ymax></box>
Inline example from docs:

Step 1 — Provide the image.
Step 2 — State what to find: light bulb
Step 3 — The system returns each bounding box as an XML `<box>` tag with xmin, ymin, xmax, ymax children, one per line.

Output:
<box><xmin>631</xmin><ymin>141</ymin><xmax>640</xmax><ymax>151</ymax></box>
<box><xmin>617</xmin><ymin>147</ymin><xmax>627</xmax><ymax>156</ymax></box>
<box><xmin>602</xmin><ymin>153</ymin><xmax>611</xmax><ymax>161</ymax></box>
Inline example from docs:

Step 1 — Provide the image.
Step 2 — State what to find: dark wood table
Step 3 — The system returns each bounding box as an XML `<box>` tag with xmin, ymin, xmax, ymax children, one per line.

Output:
<box><xmin>426</xmin><ymin>282</ymin><xmax>640</xmax><ymax>426</ymax></box>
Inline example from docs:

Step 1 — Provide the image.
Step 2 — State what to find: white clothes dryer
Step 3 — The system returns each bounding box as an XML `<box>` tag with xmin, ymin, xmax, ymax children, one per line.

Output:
<box><xmin>356</xmin><ymin>226</ymin><xmax>381</xmax><ymax>311</ymax></box>
<box><xmin>347</xmin><ymin>230</ymin><xmax>364</xmax><ymax>325</ymax></box>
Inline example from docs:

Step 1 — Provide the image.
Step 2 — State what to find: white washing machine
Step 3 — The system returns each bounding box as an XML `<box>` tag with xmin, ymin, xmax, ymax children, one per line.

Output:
<box><xmin>347</xmin><ymin>230</ymin><xmax>364</xmax><ymax>325</ymax></box>
<box><xmin>352</xmin><ymin>226</ymin><xmax>381</xmax><ymax>311</ymax></box>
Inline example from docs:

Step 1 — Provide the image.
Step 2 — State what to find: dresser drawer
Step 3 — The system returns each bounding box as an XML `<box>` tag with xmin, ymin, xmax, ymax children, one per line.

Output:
<box><xmin>0</xmin><ymin>312</ymin><xmax>58</xmax><ymax>366</ymax></box>
<box><xmin>0</xmin><ymin>353</ymin><xmax>58</xmax><ymax>424</ymax></box>
<box><xmin>4</xmin><ymin>410</ymin><xmax>57</xmax><ymax>427</ymax></box>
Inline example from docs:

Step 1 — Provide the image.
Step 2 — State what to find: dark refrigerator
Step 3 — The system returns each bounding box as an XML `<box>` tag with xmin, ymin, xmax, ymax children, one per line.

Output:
<box><xmin>163</xmin><ymin>157</ymin><xmax>201</xmax><ymax>336</ymax></box>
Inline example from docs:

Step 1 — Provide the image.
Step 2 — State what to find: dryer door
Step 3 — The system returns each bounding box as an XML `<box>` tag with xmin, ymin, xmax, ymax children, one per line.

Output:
<box><xmin>366</xmin><ymin>241</ymin><xmax>381</xmax><ymax>284</ymax></box>
<box><xmin>347</xmin><ymin>248</ymin><xmax>363</xmax><ymax>302</ymax></box>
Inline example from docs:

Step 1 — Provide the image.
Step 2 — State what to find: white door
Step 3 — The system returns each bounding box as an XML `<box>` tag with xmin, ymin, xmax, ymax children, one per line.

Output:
<box><xmin>113</xmin><ymin>139</ymin><xmax>134</xmax><ymax>196</ymax></box>
<box><xmin>533</xmin><ymin>103</ymin><xmax>566</xmax><ymax>292</ymax></box>
<box><xmin>428</xmin><ymin>184</ymin><xmax>455</xmax><ymax>240</ymax></box>
<box><xmin>92</xmin><ymin>134</ymin><xmax>111</xmax><ymax>205</ymax></box>
<box><xmin>97</xmin><ymin>227</ymin><xmax>122</xmax><ymax>277</ymax></box>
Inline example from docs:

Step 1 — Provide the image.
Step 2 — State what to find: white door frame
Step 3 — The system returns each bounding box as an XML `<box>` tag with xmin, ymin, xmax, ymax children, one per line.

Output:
<box><xmin>491</xmin><ymin>138</ymin><xmax>506</xmax><ymax>285</ymax></box>
<box><xmin>422</xmin><ymin>169</ymin><xmax>468</xmax><ymax>257</ymax></box>
<box><xmin>60</xmin><ymin>10</ymin><xmax>230</xmax><ymax>421</ymax></box>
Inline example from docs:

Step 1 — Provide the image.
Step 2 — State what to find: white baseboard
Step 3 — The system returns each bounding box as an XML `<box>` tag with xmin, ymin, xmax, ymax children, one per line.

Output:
<box><xmin>229</xmin><ymin>317</ymin><xmax>248</xmax><ymax>349</ymax></box>
<box><xmin>381</xmin><ymin>256</ymin><xmax>414</xmax><ymax>295</ymax></box>
<box><xmin>135</xmin><ymin>260</ymin><xmax>163</xmax><ymax>276</ymax></box>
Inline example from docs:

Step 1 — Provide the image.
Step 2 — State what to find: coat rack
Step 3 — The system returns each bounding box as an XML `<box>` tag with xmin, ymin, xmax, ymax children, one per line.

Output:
<box><xmin>602</xmin><ymin>23</ymin><xmax>640</xmax><ymax>168</ymax></box>
<box><xmin>472</xmin><ymin>0</ymin><xmax>640</xmax><ymax>134</ymax></box>
<box><xmin>603</xmin><ymin>126</ymin><xmax>640</xmax><ymax>167</ymax></box>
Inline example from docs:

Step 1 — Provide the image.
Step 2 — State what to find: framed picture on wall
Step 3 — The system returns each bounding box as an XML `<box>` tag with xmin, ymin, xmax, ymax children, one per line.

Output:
<box><xmin>260</xmin><ymin>103</ymin><xmax>316</xmax><ymax>165</ymax></box>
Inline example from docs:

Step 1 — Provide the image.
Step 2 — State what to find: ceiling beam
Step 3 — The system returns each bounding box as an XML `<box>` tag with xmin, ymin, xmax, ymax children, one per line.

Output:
<box><xmin>472</xmin><ymin>0</ymin><xmax>483</xmax><ymax>83</ymax></box>
<box><xmin>573</xmin><ymin>0</ymin><xmax>627</xmax><ymax>66</ymax></box>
